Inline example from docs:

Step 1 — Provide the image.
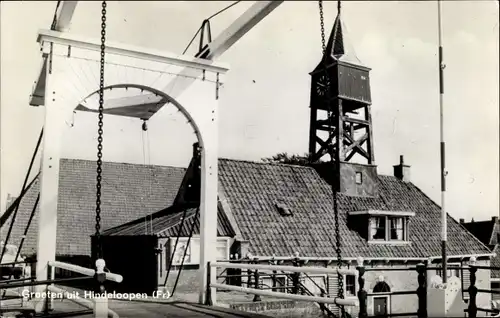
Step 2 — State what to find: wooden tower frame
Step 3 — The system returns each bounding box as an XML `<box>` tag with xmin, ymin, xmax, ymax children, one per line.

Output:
<box><xmin>308</xmin><ymin>12</ymin><xmax>375</xmax><ymax>166</ymax></box>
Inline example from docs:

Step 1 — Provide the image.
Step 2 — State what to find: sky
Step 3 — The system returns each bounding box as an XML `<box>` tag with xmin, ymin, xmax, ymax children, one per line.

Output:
<box><xmin>0</xmin><ymin>1</ymin><xmax>498</xmax><ymax>222</ymax></box>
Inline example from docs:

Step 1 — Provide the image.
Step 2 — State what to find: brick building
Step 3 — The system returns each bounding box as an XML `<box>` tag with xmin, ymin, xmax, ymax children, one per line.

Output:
<box><xmin>1</xmin><ymin>159</ymin><xmax>186</xmax><ymax>268</ymax></box>
<box><xmin>98</xmin><ymin>146</ymin><xmax>492</xmax><ymax>316</ymax></box>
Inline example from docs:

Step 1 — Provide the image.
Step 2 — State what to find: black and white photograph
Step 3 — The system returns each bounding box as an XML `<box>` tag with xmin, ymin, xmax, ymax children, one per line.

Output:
<box><xmin>0</xmin><ymin>1</ymin><xmax>498</xmax><ymax>317</ymax></box>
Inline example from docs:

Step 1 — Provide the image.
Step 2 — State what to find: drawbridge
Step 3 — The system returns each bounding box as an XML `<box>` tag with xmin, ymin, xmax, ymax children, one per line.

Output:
<box><xmin>3</xmin><ymin>1</ymin><xmax>496</xmax><ymax>318</ymax></box>
<box><xmin>1</xmin><ymin>1</ymin><xmax>359</xmax><ymax>317</ymax></box>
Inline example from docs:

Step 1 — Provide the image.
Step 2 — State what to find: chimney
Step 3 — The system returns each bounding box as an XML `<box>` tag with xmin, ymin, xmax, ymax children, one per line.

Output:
<box><xmin>492</xmin><ymin>216</ymin><xmax>499</xmax><ymax>224</ymax></box>
<box><xmin>393</xmin><ymin>155</ymin><xmax>411</xmax><ymax>182</ymax></box>
<box><xmin>459</xmin><ymin>218</ymin><xmax>465</xmax><ymax>224</ymax></box>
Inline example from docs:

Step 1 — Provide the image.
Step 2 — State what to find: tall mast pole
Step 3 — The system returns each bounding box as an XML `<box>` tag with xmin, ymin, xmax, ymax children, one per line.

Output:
<box><xmin>437</xmin><ymin>0</ymin><xmax>447</xmax><ymax>283</ymax></box>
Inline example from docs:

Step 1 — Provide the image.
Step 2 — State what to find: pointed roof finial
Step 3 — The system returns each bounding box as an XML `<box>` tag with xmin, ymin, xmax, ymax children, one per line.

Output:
<box><xmin>324</xmin><ymin>0</ymin><xmax>363</xmax><ymax>66</ymax></box>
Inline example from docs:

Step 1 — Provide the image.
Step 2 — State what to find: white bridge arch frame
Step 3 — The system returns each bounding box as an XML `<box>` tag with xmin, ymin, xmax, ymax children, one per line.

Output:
<box><xmin>33</xmin><ymin>29</ymin><xmax>228</xmax><ymax>311</ymax></box>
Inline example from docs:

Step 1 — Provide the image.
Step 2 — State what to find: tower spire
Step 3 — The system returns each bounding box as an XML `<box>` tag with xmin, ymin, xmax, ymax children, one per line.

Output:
<box><xmin>315</xmin><ymin>0</ymin><xmax>362</xmax><ymax>70</ymax></box>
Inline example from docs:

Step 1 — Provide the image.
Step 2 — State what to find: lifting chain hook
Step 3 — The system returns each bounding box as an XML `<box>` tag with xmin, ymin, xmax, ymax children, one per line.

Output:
<box><xmin>95</xmin><ymin>0</ymin><xmax>107</xmax><ymax>263</ymax></box>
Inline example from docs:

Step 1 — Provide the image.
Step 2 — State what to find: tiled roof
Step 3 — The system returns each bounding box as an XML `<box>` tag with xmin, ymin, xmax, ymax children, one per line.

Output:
<box><xmin>462</xmin><ymin>219</ymin><xmax>498</xmax><ymax>248</ymax></box>
<box><xmin>1</xmin><ymin>159</ymin><xmax>186</xmax><ymax>256</ymax></box>
<box><xmin>492</xmin><ymin>245</ymin><xmax>500</xmax><ymax>279</ymax></box>
<box><xmin>4</xmin><ymin>157</ymin><xmax>491</xmax><ymax>261</ymax></box>
<box><xmin>462</xmin><ymin>218</ymin><xmax>500</xmax><ymax>277</ymax></box>
<box><xmin>217</xmin><ymin>158</ymin><xmax>491</xmax><ymax>259</ymax></box>
<box><xmin>101</xmin><ymin>203</ymin><xmax>234</xmax><ymax>237</ymax></box>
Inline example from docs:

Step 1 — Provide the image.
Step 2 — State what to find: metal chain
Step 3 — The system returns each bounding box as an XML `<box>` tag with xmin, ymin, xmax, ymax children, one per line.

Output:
<box><xmin>95</xmin><ymin>1</ymin><xmax>107</xmax><ymax>259</ymax></box>
<box><xmin>318</xmin><ymin>1</ymin><xmax>345</xmax><ymax>316</ymax></box>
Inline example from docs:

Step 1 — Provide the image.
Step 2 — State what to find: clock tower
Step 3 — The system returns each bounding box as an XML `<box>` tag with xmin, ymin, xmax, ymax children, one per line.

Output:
<box><xmin>309</xmin><ymin>6</ymin><xmax>378</xmax><ymax>196</ymax></box>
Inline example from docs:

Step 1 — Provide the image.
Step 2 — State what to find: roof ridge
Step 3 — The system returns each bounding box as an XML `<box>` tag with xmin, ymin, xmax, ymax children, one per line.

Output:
<box><xmin>219</xmin><ymin>158</ymin><xmax>410</xmax><ymax>180</ymax></box>
<box><xmin>60</xmin><ymin>158</ymin><xmax>186</xmax><ymax>170</ymax></box>
<box><xmin>463</xmin><ymin>220</ymin><xmax>494</xmax><ymax>225</ymax></box>
<box><xmin>218</xmin><ymin>157</ymin><xmax>317</xmax><ymax>169</ymax></box>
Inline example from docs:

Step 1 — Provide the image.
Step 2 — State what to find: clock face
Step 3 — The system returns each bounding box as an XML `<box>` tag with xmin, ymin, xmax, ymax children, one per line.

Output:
<box><xmin>315</xmin><ymin>74</ymin><xmax>330</xmax><ymax>97</ymax></box>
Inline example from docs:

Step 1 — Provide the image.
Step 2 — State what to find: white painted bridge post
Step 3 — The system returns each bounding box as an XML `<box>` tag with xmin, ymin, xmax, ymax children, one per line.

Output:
<box><xmin>34</xmin><ymin>61</ymin><xmax>73</xmax><ymax>313</ymax></box>
<box><xmin>196</xmin><ymin>79</ymin><xmax>219</xmax><ymax>306</ymax></box>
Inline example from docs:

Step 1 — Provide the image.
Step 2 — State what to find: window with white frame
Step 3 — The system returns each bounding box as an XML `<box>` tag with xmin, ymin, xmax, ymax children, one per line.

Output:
<box><xmin>389</xmin><ymin>217</ymin><xmax>405</xmax><ymax>240</ymax></box>
<box><xmin>355</xmin><ymin>172</ymin><xmax>363</xmax><ymax>185</ymax></box>
<box><xmin>216</xmin><ymin>239</ymin><xmax>229</xmax><ymax>261</ymax></box>
<box><xmin>370</xmin><ymin>217</ymin><xmax>386</xmax><ymax>240</ymax></box>
<box><xmin>345</xmin><ymin>274</ymin><xmax>356</xmax><ymax>296</ymax></box>
<box><xmin>169</xmin><ymin>237</ymin><xmax>230</xmax><ymax>265</ymax></box>
<box><xmin>369</xmin><ymin>216</ymin><xmax>408</xmax><ymax>242</ymax></box>
<box><xmin>172</xmin><ymin>241</ymin><xmax>192</xmax><ymax>265</ymax></box>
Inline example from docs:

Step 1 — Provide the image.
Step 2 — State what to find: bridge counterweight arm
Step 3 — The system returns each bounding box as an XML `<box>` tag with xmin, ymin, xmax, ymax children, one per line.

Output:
<box><xmin>196</xmin><ymin>1</ymin><xmax>284</xmax><ymax>59</ymax></box>
<box><xmin>53</xmin><ymin>1</ymin><xmax>78</xmax><ymax>32</ymax></box>
<box><xmin>29</xmin><ymin>1</ymin><xmax>283</xmax><ymax>109</ymax></box>
<box><xmin>159</xmin><ymin>1</ymin><xmax>284</xmax><ymax>108</ymax></box>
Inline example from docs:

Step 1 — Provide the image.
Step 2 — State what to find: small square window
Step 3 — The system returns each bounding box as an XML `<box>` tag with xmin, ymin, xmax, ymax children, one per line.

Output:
<box><xmin>345</xmin><ymin>275</ymin><xmax>356</xmax><ymax>296</ymax></box>
<box><xmin>355</xmin><ymin>172</ymin><xmax>363</xmax><ymax>184</ymax></box>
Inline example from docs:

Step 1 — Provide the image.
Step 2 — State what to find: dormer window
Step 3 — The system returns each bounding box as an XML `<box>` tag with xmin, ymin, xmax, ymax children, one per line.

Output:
<box><xmin>355</xmin><ymin>172</ymin><xmax>363</xmax><ymax>184</ymax></box>
<box><xmin>349</xmin><ymin>210</ymin><xmax>414</xmax><ymax>244</ymax></box>
<box><xmin>369</xmin><ymin>216</ymin><xmax>408</xmax><ymax>242</ymax></box>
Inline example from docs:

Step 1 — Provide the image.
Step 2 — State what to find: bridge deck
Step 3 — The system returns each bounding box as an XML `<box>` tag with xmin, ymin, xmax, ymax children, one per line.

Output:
<box><xmin>1</xmin><ymin>285</ymin><xmax>272</xmax><ymax>318</ymax></box>
<box><xmin>48</xmin><ymin>299</ymin><xmax>271</xmax><ymax>318</ymax></box>
<box><xmin>1</xmin><ymin>293</ymin><xmax>270</xmax><ymax>318</ymax></box>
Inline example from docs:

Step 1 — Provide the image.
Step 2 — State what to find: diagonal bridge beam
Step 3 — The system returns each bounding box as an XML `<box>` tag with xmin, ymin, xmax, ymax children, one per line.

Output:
<box><xmin>30</xmin><ymin>1</ymin><xmax>78</xmax><ymax>107</ymax></box>
<box><xmin>30</xmin><ymin>1</ymin><xmax>283</xmax><ymax>117</ymax></box>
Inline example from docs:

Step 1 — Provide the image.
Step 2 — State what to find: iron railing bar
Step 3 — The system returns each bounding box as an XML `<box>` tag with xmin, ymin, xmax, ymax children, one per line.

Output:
<box><xmin>476</xmin><ymin>288</ymin><xmax>500</xmax><ymax>295</ymax></box>
<box><xmin>367</xmin><ymin>290</ymin><xmax>417</xmax><ymax>296</ymax></box>
<box><xmin>368</xmin><ymin>313</ymin><xmax>419</xmax><ymax>318</ymax></box>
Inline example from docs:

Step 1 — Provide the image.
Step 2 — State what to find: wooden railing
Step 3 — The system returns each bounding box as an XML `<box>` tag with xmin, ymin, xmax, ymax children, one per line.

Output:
<box><xmin>46</xmin><ymin>260</ymin><xmax>122</xmax><ymax>318</ymax></box>
<box><xmin>213</xmin><ymin>255</ymin><xmax>500</xmax><ymax>318</ymax></box>
<box><xmin>464</xmin><ymin>257</ymin><xmax>500</xmax><ymax>318</ymax></box>
<box><xmin>210</xmin><ymin>261</ymin><xmax>359</xmax><ymax>308</ymax></box>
